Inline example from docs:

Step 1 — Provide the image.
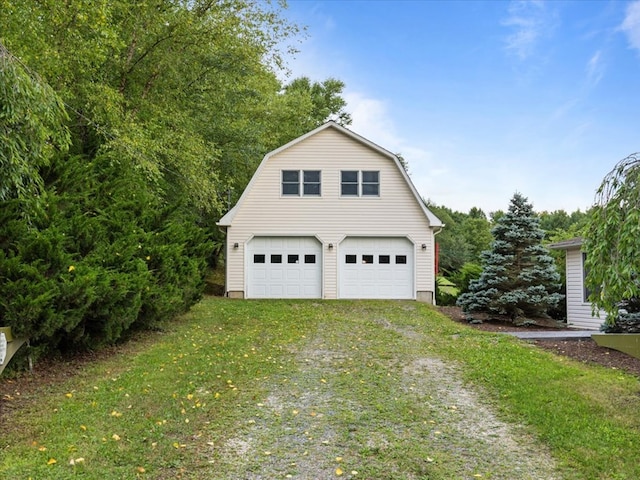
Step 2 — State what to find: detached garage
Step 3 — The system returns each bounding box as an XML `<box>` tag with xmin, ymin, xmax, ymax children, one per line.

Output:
<box><xmin>217</xmin><ymin>121</ymin><xmax>443</xmax><ymax>302</ymax></box>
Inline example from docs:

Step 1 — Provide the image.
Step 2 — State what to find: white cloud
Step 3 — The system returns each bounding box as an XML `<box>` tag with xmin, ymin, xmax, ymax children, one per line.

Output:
<box><xmin>502</xmin><ymin>0</ymin><xmax>555</xmax><ymax>60</ymax></box>
<box><xmin>344</xmin><ymin>92</ymin><xmax>398</xmax><ymax>148</ymax></box>
<box><xmin>586</xmin><ymin>49</ymin><xmax>604</xmax><ymax>86</ymax></box>
<box><xmin>344</xmin><ymin>91</ymin><xmax>437</xmax><ymax>175</ymax></box>
<box><xmin>621</xmin><ymin>0</ymin><xmax>640</xmax><ymax>52</ymax></box>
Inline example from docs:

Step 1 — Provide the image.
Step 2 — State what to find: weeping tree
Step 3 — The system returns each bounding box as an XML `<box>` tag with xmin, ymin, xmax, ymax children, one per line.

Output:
<box><xmin>457</xmin><ymin>193</ymin><xmax>563</xmax><ymax>322</ymax></box>
<box><xmin>584</xmin><ymin>153</ymin><xmax>640</xmax><ymax>331</ymax></box>
<box><xmin>0</xmin><ymin>43</ymin><xmax>70</xmax><ymax>202</ymax></box>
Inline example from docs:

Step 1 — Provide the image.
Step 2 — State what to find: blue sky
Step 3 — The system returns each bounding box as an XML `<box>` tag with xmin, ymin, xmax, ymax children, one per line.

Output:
<box><xmin>281</xmin><ymin>0</ymin><xmax>640</xmax><ymax>214</ymax></box>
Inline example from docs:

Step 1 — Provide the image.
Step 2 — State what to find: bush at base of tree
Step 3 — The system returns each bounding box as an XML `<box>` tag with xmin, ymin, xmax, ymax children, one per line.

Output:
<box><xmin>457</xmin><ymin>193</ymin><xmax>563</xmax><ymax>322</ymax></box>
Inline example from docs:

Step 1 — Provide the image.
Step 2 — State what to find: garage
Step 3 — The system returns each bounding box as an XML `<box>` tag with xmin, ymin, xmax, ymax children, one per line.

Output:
<box><xmin>247</xmin><ymin>236</ymin><xmax>322</xmax><ymax>298</ymax></box>
<box><xmin>339</xmin><ymin>237</ymin><xmax>414</xmax><ymax>299</ymax></box>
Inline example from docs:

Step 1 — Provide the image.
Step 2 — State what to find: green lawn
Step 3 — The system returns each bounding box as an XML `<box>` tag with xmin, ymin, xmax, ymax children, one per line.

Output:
<box><xmin>1</xmin><ymin>298</ymin><xmax>639</xmax><ymax>479</ymax></box>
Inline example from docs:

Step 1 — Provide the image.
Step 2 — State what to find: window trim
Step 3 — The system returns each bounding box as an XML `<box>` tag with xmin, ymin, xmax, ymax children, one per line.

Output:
<box><xmin>281</xmin><ymin>170</ymin><xmax>300</xmax><ymax>196</ymax></box>
<box><xmin>303</xmin><ymin>170</ymin><xmax>321</xmax><ymax>196</ymax></box>
<box><xmin>340</xmin><ymin>170</ymin><xmax>380</xmax><ymax>197</ymax></box>
<box><xmin>361</xmin><ymin>170</ymin><xmax>380</xmax><ymax>196</ymax></box>
<box><xmin>282</xmin><ymin>169</ymin><xmax>322</xmax><ymax>197</ymax></box>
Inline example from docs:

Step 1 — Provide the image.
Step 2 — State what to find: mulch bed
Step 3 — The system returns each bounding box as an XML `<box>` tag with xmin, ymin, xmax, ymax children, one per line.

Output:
<box><xmin>438</xmin><ymin>306</ymin><xmax>640</xmax><ymax>378</ymax></box>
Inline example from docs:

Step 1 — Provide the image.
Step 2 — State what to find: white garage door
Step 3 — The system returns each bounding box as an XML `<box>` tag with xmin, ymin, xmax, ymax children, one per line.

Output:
<box><xmin>339</xmin><ymin>237</ymin><xmax>414</xmax><ymax>299</ymax></box>
<box><xmin>247</xmin><ymin>237</ymin><xmax>322</xmax><ymax>298</ymax></box>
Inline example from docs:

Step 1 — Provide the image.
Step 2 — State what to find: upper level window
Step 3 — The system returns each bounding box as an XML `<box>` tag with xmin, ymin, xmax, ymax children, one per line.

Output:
<box><xmin>282</xmin><ymin>170</ymin><xmax>320</xmax><ymax>196</ymax></box>
<box><xmin>362</xmin><ymin>171</ymin><xmax>379</xmax><ymax>196</ymax></box>
<box><xmin>303</xmin><ymin>171</ymin><xmax>321</xmax><ymax>195</ymax></box>
<box><xmin>282</xmin><ymin>170</ymin><xmax>299</xmax><ymax>195</ymax></box>
<box><xmin>341</xmin><ymin>170</ymin><xmax>380</xmax><ymax>197</ymax></box>
<box><xmin>341</xmin><ymin>171</ymin><xmax>359</xmax><ymax>196</ymax></box>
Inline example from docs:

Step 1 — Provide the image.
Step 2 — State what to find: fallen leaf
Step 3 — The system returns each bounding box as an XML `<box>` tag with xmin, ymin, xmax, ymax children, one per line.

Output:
<box><xmin>335</xmin><ymin>467</ymin><xmax>343</xmax><ymax>476</ymax></box>
<box><xmin>47</xmin><ymin>458</ymin><xmax>57</xmax><ymax>465</ymax></box>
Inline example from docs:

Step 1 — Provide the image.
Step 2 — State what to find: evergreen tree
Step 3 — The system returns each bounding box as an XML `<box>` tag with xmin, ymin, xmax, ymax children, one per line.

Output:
<box><xmin>457</xmin><ymin>193</ymin><xmax>563</xmax><ymax>321</ymax></box>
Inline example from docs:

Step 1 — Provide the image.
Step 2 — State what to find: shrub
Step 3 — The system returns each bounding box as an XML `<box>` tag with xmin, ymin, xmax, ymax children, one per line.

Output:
<box><xmin>0</xmin><ymin>153</ymin><xmax>210</xmax><ymax>360</ymax></box>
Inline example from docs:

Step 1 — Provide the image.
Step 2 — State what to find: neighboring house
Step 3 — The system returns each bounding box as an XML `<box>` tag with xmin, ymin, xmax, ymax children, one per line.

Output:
<box><xmin>549</xmin><ymin>237</ymin><xmax>605</xmax><ymax>330</ymax></box>
<box><xmin>217</xmin><ymin>121</ymin><xmax>443</xmax><ymax>302</ymax></box>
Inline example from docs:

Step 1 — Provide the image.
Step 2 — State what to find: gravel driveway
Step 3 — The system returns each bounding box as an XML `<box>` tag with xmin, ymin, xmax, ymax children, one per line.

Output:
<box><xmin>211</xmin><ymin>307</ymin><xmax>561</xmax><ymax>479</ymax></box>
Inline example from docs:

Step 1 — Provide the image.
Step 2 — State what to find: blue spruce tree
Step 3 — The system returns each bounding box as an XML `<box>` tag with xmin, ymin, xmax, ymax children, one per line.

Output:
<box><xmin>457</xmin><ymin>193</ymin><xmax>563</xmax><ymax>321</ymax></box>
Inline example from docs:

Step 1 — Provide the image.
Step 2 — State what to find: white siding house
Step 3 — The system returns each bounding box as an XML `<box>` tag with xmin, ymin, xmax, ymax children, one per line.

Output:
<box><xmin>549</xmin><ymin>237</ymin><xmax>605</xmax><ymax>330</ymax></box>
<box><xmin>217</xmin><ymin>121</ymin><xmax>443</xmax><ymax>302</ymax></box>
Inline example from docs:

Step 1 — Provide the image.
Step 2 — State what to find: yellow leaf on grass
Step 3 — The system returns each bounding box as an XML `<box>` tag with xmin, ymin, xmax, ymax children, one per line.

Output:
<box><xmin>335</xmin><ymin>467</ymin><xmax>343</xmax><ymax>476</ymax></box>
<box><xmin>47</xmin><ymin>458</ymin><xmax>57</xmax><ymax>465</ymax></box>
<box><xmin>137</xmin><ymin>467</ymin><xmax>146</xmax><ymax>473</ymax></box>
<box><xmin>112</xmin><ymin>434</ymin><xmax>121</xmax><ymax>441</ymax></box>
<box><xmin>65</xmin><ymin>393</ymin><xmax>73</xmax><ymax>398</ymax></box>
<box><xmin>38</xmin><ymin>446</ymin><xmax>47</xmax><ymax>452</ymax></box>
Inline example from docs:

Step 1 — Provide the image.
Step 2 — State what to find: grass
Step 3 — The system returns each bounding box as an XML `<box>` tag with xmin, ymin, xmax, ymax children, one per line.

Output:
<box><xmin>1</xmin><ymin>298</ymin><xmax>639</xmax><ymax>479</ymax></box>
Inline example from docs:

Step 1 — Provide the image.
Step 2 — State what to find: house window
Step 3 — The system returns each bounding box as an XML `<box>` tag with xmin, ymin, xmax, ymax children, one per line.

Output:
<box><xmin>304</xmin><ymin>254</ymin><xmax>316</xmax><ymax>264</ymax></box>
<box><xmin>362</xmin><ymin>171</ymin><xmax>380</xmax><ymax>196</ymax></box>
<box><xmin>303</xmin><ymin>171</ymin><xmax>321</xmax><ymax>196</ymax></box>
<box><xmin>283</xmin><ymin>170</ymin><xmax>321</xmax><ymax>196</ymax></box>
<box><xmin>282</xmin><ymin>170</ymin><xmax>299</xmax><ymax>195</ymax></box>
<box><xmin>341</xmin><ymin>171</ymin><xmax>359</xmax><ymax>196</ymax></box>
<box><xmin>395</xmin><ymin>255</ymin><xmax>407</xmax><ymax>264</ymax></box>
<box><xmin>288</xmin><ymin>254</ymin><xmax>299</xmax><ymax>264</ymax></box>
<box><xmin>379</xmin><ymin>255</ymin><xmax>390</xmax><ymax>264</ymax></box>
<box><xmin>345</xmin><ymin>254</ymin><xmax>357</xmax><ymax>264</ymax></box>
<box><xmin>254</xmin><ymin>254</ymin><xmax>266</xmax><ymax>264</ymax></box>
<box><xmin>362</xmin><ymin>255</ymin><xmax>374</xmax><ymax>264</ymax></box>
<box><xmin>341</xmin><ymin>170</ymin><xmax>380</xmax><ymax>196</ymax></box>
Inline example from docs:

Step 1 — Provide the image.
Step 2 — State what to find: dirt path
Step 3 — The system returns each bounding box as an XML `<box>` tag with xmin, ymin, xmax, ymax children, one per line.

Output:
<box><xmin>211</xmin><ymin>314</ymin><xmax>560</xmax><ymax>479</ymax></box>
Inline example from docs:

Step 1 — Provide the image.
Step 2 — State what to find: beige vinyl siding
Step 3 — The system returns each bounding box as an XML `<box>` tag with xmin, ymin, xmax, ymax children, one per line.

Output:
<box><xmin>225</xmin><ymin>127</ymin><xmax>435</xmax><ymax>299</ymax></box>
<box><xmin>565</xmin><ymin>248</ymin><xmax>604</xmax><ymax>330</ymax></box>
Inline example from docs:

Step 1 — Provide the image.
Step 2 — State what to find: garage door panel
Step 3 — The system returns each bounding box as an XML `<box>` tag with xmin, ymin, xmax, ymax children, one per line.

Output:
<box><xmin>339</xmin><ymin>237</ymin><xmax>414</xmax><ymax>299</ymax></box>
<box><xmin>248</xmin><ymin>237</ymin><xmax>321</xmax><ymax>298</ymax></box>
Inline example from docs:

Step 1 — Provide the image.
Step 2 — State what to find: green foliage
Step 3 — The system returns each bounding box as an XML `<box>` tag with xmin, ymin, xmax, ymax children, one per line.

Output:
<box><xmin>0</xmin><ymin>153</ymin><xmax>208</xmax><ymax>359</ymax></box>
<box><xmin>457</xmin><ymin>193</ymin><xmax>563</xmax><ymax>320</ymax></box>
<box><xmin>427</xmin><ymin>202</ymin><xmax>492</xmax><ymax>275</ymax></box>
<box><xmin>585</xmin><ymin>153</ymin><xmax>640</xmax><ymax>325</ymax></box>
<box><xmin>435</xmin><ymin>275</ymin><xmax>459</xmax><ymax>305</ymax></box>
<box><xmin>450</xmin><ymin>262</ymin><xmax>483</xmax><ymax>295</ymax></box>
<box><xmin>0</xmin><ymin>44</ymin><xmax>70</xmax><ymax>201</ymax></box>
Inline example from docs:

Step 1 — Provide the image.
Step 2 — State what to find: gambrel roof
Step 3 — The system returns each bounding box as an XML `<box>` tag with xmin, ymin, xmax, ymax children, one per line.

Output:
<box><xmin>218</xmin><ymin>121</ymin><xmax>442</xmax><ymax>228</ymax></box>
